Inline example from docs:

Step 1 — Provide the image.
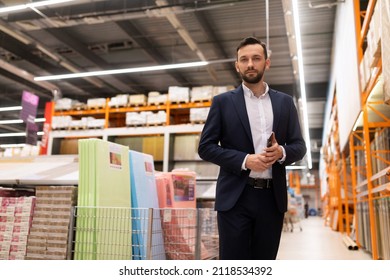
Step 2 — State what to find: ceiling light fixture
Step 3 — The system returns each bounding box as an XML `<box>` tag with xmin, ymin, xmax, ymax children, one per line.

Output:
<box><xmin>0</xmin><ymin>143</ymin><xmax>28</xmax><ymax>148</ymax></box>
<box><xmin>292</xmin><ymin>0</ymin><xmax>313</xmax><ymax>170</ymax></box>
<box><xmin>0</xmin><ymin>106</ymin><xmax>22</xmax><ymax>112</ymax></box>
<box><xmin>286</xmin><ymin>165</ymin><xmax>307</xmax><ymax>170</ymax></box>
<box><xmin>0</xmin><ymin>118</ymin><xmax>46</xmax><ymax>125</ymax></box>
<box><xmin>0</xmin><ymin>132</ymin><xmax>44</xmax><ymax>138</ymax></box>
<box><xmin>34</xmin><ymin>58</ymin><xmax>235</xmax><ymax>81</ymax></box>
<box><xmin>0</xmin><ymin>0</ymin><xmax>75</xmax><ymax>14</ymax></box>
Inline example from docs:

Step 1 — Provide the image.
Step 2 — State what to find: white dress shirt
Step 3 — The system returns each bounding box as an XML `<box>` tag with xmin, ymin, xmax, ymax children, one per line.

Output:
<box><xmin>240</xmin><ymin>83</ymin><xmax>285</xmax><ymax>179</ymax></box>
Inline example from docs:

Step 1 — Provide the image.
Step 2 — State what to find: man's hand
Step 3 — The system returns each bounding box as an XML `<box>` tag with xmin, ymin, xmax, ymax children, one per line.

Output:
<box><xmin>264</xmin><ymin>132</ymin><xmax>283</xmax><ymax>163</ymax></box>
<box><xmin>245</xmin><ymin>153</ymin><xmax>271</xmax><ymax>172</ymax></box>
<box><xmin>245</xmin><ymin>133</ymin><xmax>283</xmax><ymax>172</ymax></box>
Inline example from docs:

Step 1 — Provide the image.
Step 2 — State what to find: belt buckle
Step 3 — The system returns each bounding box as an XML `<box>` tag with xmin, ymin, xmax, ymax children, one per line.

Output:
<box><xmin>253</xmin><ymin>178</ymin><xmax>264</xmax><ymax>189</ymax></box>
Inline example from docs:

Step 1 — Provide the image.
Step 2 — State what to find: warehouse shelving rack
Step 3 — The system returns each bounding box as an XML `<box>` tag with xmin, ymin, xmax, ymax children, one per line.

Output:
<box><xmin>41</xmin><ymin>99</ymin><xmax>211</xmax><ymax>173</ymax></box>
<box><xmin>321</xmin><ymin>0</ymin><xmax>390</xmax><ymax>260</ymax></box>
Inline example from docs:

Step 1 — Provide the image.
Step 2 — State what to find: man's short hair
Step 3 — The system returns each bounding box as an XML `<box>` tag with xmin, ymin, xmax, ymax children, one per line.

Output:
<box><xmin>236</xmin><ymin>36</ymin><xmax>268</xmax><ymax>60</ymax></box>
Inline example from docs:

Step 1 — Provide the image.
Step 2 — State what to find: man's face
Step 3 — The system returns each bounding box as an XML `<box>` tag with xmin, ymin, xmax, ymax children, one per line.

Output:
<box><xmin>235</xmin><ymin>44</ymin><xmax>270</xmax><ymax>84</ymax></box>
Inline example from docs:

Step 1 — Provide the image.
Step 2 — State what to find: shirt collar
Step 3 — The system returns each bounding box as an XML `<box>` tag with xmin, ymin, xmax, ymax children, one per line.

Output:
<box><xmin>242</xmin><ymin>82</ymin><xmax>269</xmax><ymax>98</ymax></box>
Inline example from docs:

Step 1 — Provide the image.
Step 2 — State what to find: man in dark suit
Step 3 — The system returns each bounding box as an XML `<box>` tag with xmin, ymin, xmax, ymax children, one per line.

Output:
<box><xmin>198</xmin><ymin>36</ymin><xmax>306</xmax><ymax>260</ymax></box>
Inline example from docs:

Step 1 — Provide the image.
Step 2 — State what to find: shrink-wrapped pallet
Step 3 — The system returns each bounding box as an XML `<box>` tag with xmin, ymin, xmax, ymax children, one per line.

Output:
<box><xmin>87</xmin><ymin>98</ymin><xmax>106</xmax><ymax>109</ymax></box>
<box><xmin>146</xmin><ymin>111</ymin><xmax>166</xmax><ymax>126</ymax></box>
<box><xmin>366</xmin><ymin>3</ymin><xmax>381</xmax><ymax>68</ymax></box>
<box><xmin>212</xmin><ymin>85</ymin><xmax>235</xmax><ymax>97</ymax></box>
<box><xmin>381</xmin><ymin>0</ymin><xmax>390</xmax><ymax>104</ymax></box>
<box><xmin>55</xmin><ymin>98</ymin><xmax>75</xmax><ymax>111</ymax></box>
<box><xmin>190</xmin><ymin>86</ymin><xmax>213</xmax><ymax>102</ymax></box>
<box><xmin>126</xmin><ymin>111</ymin><xmax>150</xmax><ymax>126</ymax></box>
<box><xmin>108</xmin><ymin>94</ymin><xmax>129</xmax><ymax>107</ymax></box>
<box><xmin>129</xmin><ymin>94</ymin><xmax>147</xmax><ymax>106</ymax></box>
<box><xmin>168</xmin><ymin>86</ymin><xmax>189</xmax><ymax>103</ymax></box>
<box><xmin>69</xmin><ymin>119</ymin><xmax>87</xmax><ymax>130</ymax></box>
<box><xmin>81</xmin><ymin>117</ymin><xmax>105</xmax><ymax>129</ymax></box>
<box><xmin>189</xmin><ymin>107</ymin><xmax>210</xmax><ymax>123</ymax></box>
<box><xmin>148</xmin><ymin>92</ymin><xmax>168</xmax><ymax>105</ymax></box>
<box><xmin>52</xmin><ymin>116</ymin><xmax>72</xmax><ymax>130</ymax></box>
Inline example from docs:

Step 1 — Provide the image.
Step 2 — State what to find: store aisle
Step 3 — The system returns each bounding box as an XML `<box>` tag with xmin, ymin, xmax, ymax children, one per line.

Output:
<box><xmin>277</xmin><ymin>217</ymin><xmax>372</xmax><ymax>260</ymax></box>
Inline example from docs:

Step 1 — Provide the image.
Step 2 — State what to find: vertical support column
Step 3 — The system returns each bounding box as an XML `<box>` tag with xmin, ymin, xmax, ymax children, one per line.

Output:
<box><xmin>294</xmin><ymin>172</ymin><xmax>301</xmax><ymax>195</ymax></box>
<box><xmin>349</xmin><ymin>133</ymin><xmax>360</xmax><ymax>246</ymax></box>
<box><xmin>40</xmin><ymin>101</ymin><xmax>54</xmax><ymax>155</ymax></box>
<box><xmin>163</xmin><ymin>131</ymin><xmax>170</xmax><ymax>172</ymax></box>
<box><xmin>166</xmin><ymin>101</ymin><xmax>171</xmax><ymax>125</ymax></box>
<box><xmin>362</xmin><ymin>104</ymin><xmax>378</xmax><ymax>259</ymax></box>
<box><xmin>334</xmin><ymin>158</ymin><xmax>344</xmax><ymax>233</ymax></box>
<box><xmin>104</xmin><ymin>98</ymin><xmax>110</xmax><ymax>129</ymax></box>
<box><xmin>146</xmin><ymin>208</ymin><xmax>154</xmax><ymax>260</ymax></box>
<box><xmin>342</xmin><ymin>152</ymin><xmax>351</xmax><ymax>235</ymax></box>
<box><xmin>195</xmin><ymin>208</ymin><xmax>202</xmax><ymax>260</ymax></box>
<box><xmin>288</xmin><ymin>171</ymin><xmax>294</xmax><ymax>188</ymax></box>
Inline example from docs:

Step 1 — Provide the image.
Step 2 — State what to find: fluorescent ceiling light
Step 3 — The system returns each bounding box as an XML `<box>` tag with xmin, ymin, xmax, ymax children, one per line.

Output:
<box><xmin>292</xmin><ymin>0</ymin><xmax>312</xmax><ymax>170</ymax></box>
<box><xmin>286</xmin><ymin>165</ymin><xmax>307</xmax><ymax>170</ymax></box>
<box><xmin>0</xmin><ymin>106</ymin><xmax>22</xmax><ymax>112</ymax></box>
<box><xmin>0</xmin><ymin>118</ymin><xmax>45</xmax><ymax>125</ymax></box>
<box><xmin>34</xmin><ymin>58</ymin><xmax>235</xmax><ymax>81</ymax></box>
<box><xmin>0</xmin><ymin>143</ymin><xmax>27</xmax><ymax>148</ymax></box>
<box><xmin>35</xmin><ymin>61</ymin><xmax>208</xmax><ymax>81</ymax></box>
<box><xmin>0</xmin><ymin>131</ymin><xmax>44</xmax><ymax>138</ymax></box>
<box><xmin>0</xmin><ymin>0</ymin><xmax>75</xmax><ymax>14</ymax></box>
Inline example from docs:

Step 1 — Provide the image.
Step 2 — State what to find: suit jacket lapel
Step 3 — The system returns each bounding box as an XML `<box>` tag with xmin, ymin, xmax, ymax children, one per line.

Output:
<box><xmin>269</xmin><ymin>89</ymin><xmax>281</xmax><ymax>132</ymax></box>
<box><xmin>231</xmin><ymin>85</ymin><xmax>253</xmax><ymax>143</ymax></box>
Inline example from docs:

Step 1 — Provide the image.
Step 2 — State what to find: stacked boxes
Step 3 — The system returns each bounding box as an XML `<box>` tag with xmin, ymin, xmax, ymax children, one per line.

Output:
<box><xmin>126</xmin><ymin>111</ymin><xmax>151</xmax><ymax>126</ymax></box>
<box><xmin>55</xmin><ymin>98</ymin><xmax>75</xmax><ymax>111</ymax></box>
<box><xmin>190</xmin><ymin>86</ymin><xmax>213</xmax><ymax>102</ymax></box>
<box><xmin>189</xmin><ymin>107</ymin><xmax>210</xmax><ymax>123</ymax></box>
<box><xmin>126</xmin><ymin>111</ymin><xmax>166</xmax><ymax>126</ymax></box>
<box><xmin>148</xmin><ymin>91</ymin><xmax>167</xmax><ymax>105</ymax></box>
<box><xmin>87</xmin><ymin>98</ymin><xmax>106</xmax><ymax>109</ymax></box>
<box><xmin>51</xmin><ymin>116</ymin><xmax>72</xmax><ymax>130</ymax></box>
<box><xmin>381</xmin><ymin>0</ymin><xmax>390</xmax><ymax>104</ymax></box>
<box><xmin>52</xmin><ymin>116</ymin><xmax>105</xmax><ymax>130</ymax></box>
<box><xmin>108</xmin><ymin>94</ymin><xmax>129</xmax><ymax>107</ymax></box>
<box><xmin>212</xmin><ymin>85</ymin><xmax>234</xmax><ymax>96</ymax></box>
<box><xmin>360</xmin><ymin>1</ymin><xmax>382</xmax><ymax>92</ymax></box>
<box><xmin>168</xmin><ymin>86</ymin><xmax>190</xmax><ymax>103</ymax></box>
<box><xmin>129</xmin><ymin>94</ymin><xmax>147</xmax><ymax>106</ymax></box>
<box><xmin>146</xmin><ymin>111</ymin><xmax>166</xmax><ymax>126</ymax></box>
<box><xmin>0</xmin><ymin>196</ymin><xmax>35</xmax><ymax>260</ymax></box>
<box><xmin>25</xmin><ymin>186</ymin><xmax>77</xmax><ymax>260</ymax></box>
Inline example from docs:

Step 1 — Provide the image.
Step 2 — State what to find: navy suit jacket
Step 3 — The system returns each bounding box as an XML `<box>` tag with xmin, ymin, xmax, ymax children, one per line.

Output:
<box><xmin>198</xmin><ymin>85</ymin><xmax>306</xmax><ymax>213</ymax></box>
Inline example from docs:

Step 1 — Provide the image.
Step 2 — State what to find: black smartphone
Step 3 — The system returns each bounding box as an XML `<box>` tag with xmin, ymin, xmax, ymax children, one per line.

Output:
<box><xmin>267</xmin><ymin>132</ymin><xmax>274</xmax><ymax>147</ymax></box>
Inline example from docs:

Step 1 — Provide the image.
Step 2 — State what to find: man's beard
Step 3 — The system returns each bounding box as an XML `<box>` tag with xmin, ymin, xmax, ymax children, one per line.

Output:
<box><xmin>239</xmin><ymin>67</ymin><xmax>265</xmax><ymax>84</ymax></box>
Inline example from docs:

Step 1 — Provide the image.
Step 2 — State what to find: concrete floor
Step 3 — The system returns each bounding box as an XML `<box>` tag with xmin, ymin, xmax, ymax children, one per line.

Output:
<box><xmin>277</xmin><ymin>216</ymin><xmax>372</xmax><ymax>260</ymax></box>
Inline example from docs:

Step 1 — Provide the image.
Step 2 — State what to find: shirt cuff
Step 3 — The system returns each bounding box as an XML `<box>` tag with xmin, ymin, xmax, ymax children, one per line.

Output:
<box><xmin>242</xmin><ymin>154</ymin><xmax>249</xmax><ymax>170</ymax></box>
<box><xmin>278</xmin><ymin>146</ymin><xmax>286</xmax><ymax>164</ymax></box>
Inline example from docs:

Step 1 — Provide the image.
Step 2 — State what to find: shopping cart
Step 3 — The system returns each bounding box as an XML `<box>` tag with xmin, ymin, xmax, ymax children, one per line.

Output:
<box><xmin>283</xmin><ymin>195</ymin><xmax>303</xmax><ymax>232</ymax></box>
<box><xmin>69</xmin><ymin>206</ymin><xmax>219</xmax><ymax>260</ymax></box>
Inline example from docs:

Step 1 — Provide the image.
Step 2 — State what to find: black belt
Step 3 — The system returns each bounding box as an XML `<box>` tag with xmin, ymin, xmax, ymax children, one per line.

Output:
<box><xmin>247</xmin><ymin>177</ymin><xmax>273</xmax><ymax>189</ymax></box>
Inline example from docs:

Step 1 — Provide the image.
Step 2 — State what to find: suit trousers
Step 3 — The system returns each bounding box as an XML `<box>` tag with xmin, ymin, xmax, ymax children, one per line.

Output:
<box><xmin>217</xmin><ymin>184</ymin><xmax>284</xmax><ymax>260</ymax></box>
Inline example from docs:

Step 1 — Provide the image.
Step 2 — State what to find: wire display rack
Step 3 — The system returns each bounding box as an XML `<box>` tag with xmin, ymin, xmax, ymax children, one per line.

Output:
<box><xmin>68</xmin><ymin>207</ymin><xmax>218</xmax><ymax>260</ymax></box>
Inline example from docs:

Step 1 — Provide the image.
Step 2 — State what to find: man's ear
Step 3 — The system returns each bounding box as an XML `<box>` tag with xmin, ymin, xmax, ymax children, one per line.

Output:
<box><xmin>265</xmin><ymin>58</ymin><xmax>271</xmax><ymax>70</ymax></box>
<box><xmin>235</xmin><ymin>61</ymin><xmax>240</xmax><ymax>72</ymax></box>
